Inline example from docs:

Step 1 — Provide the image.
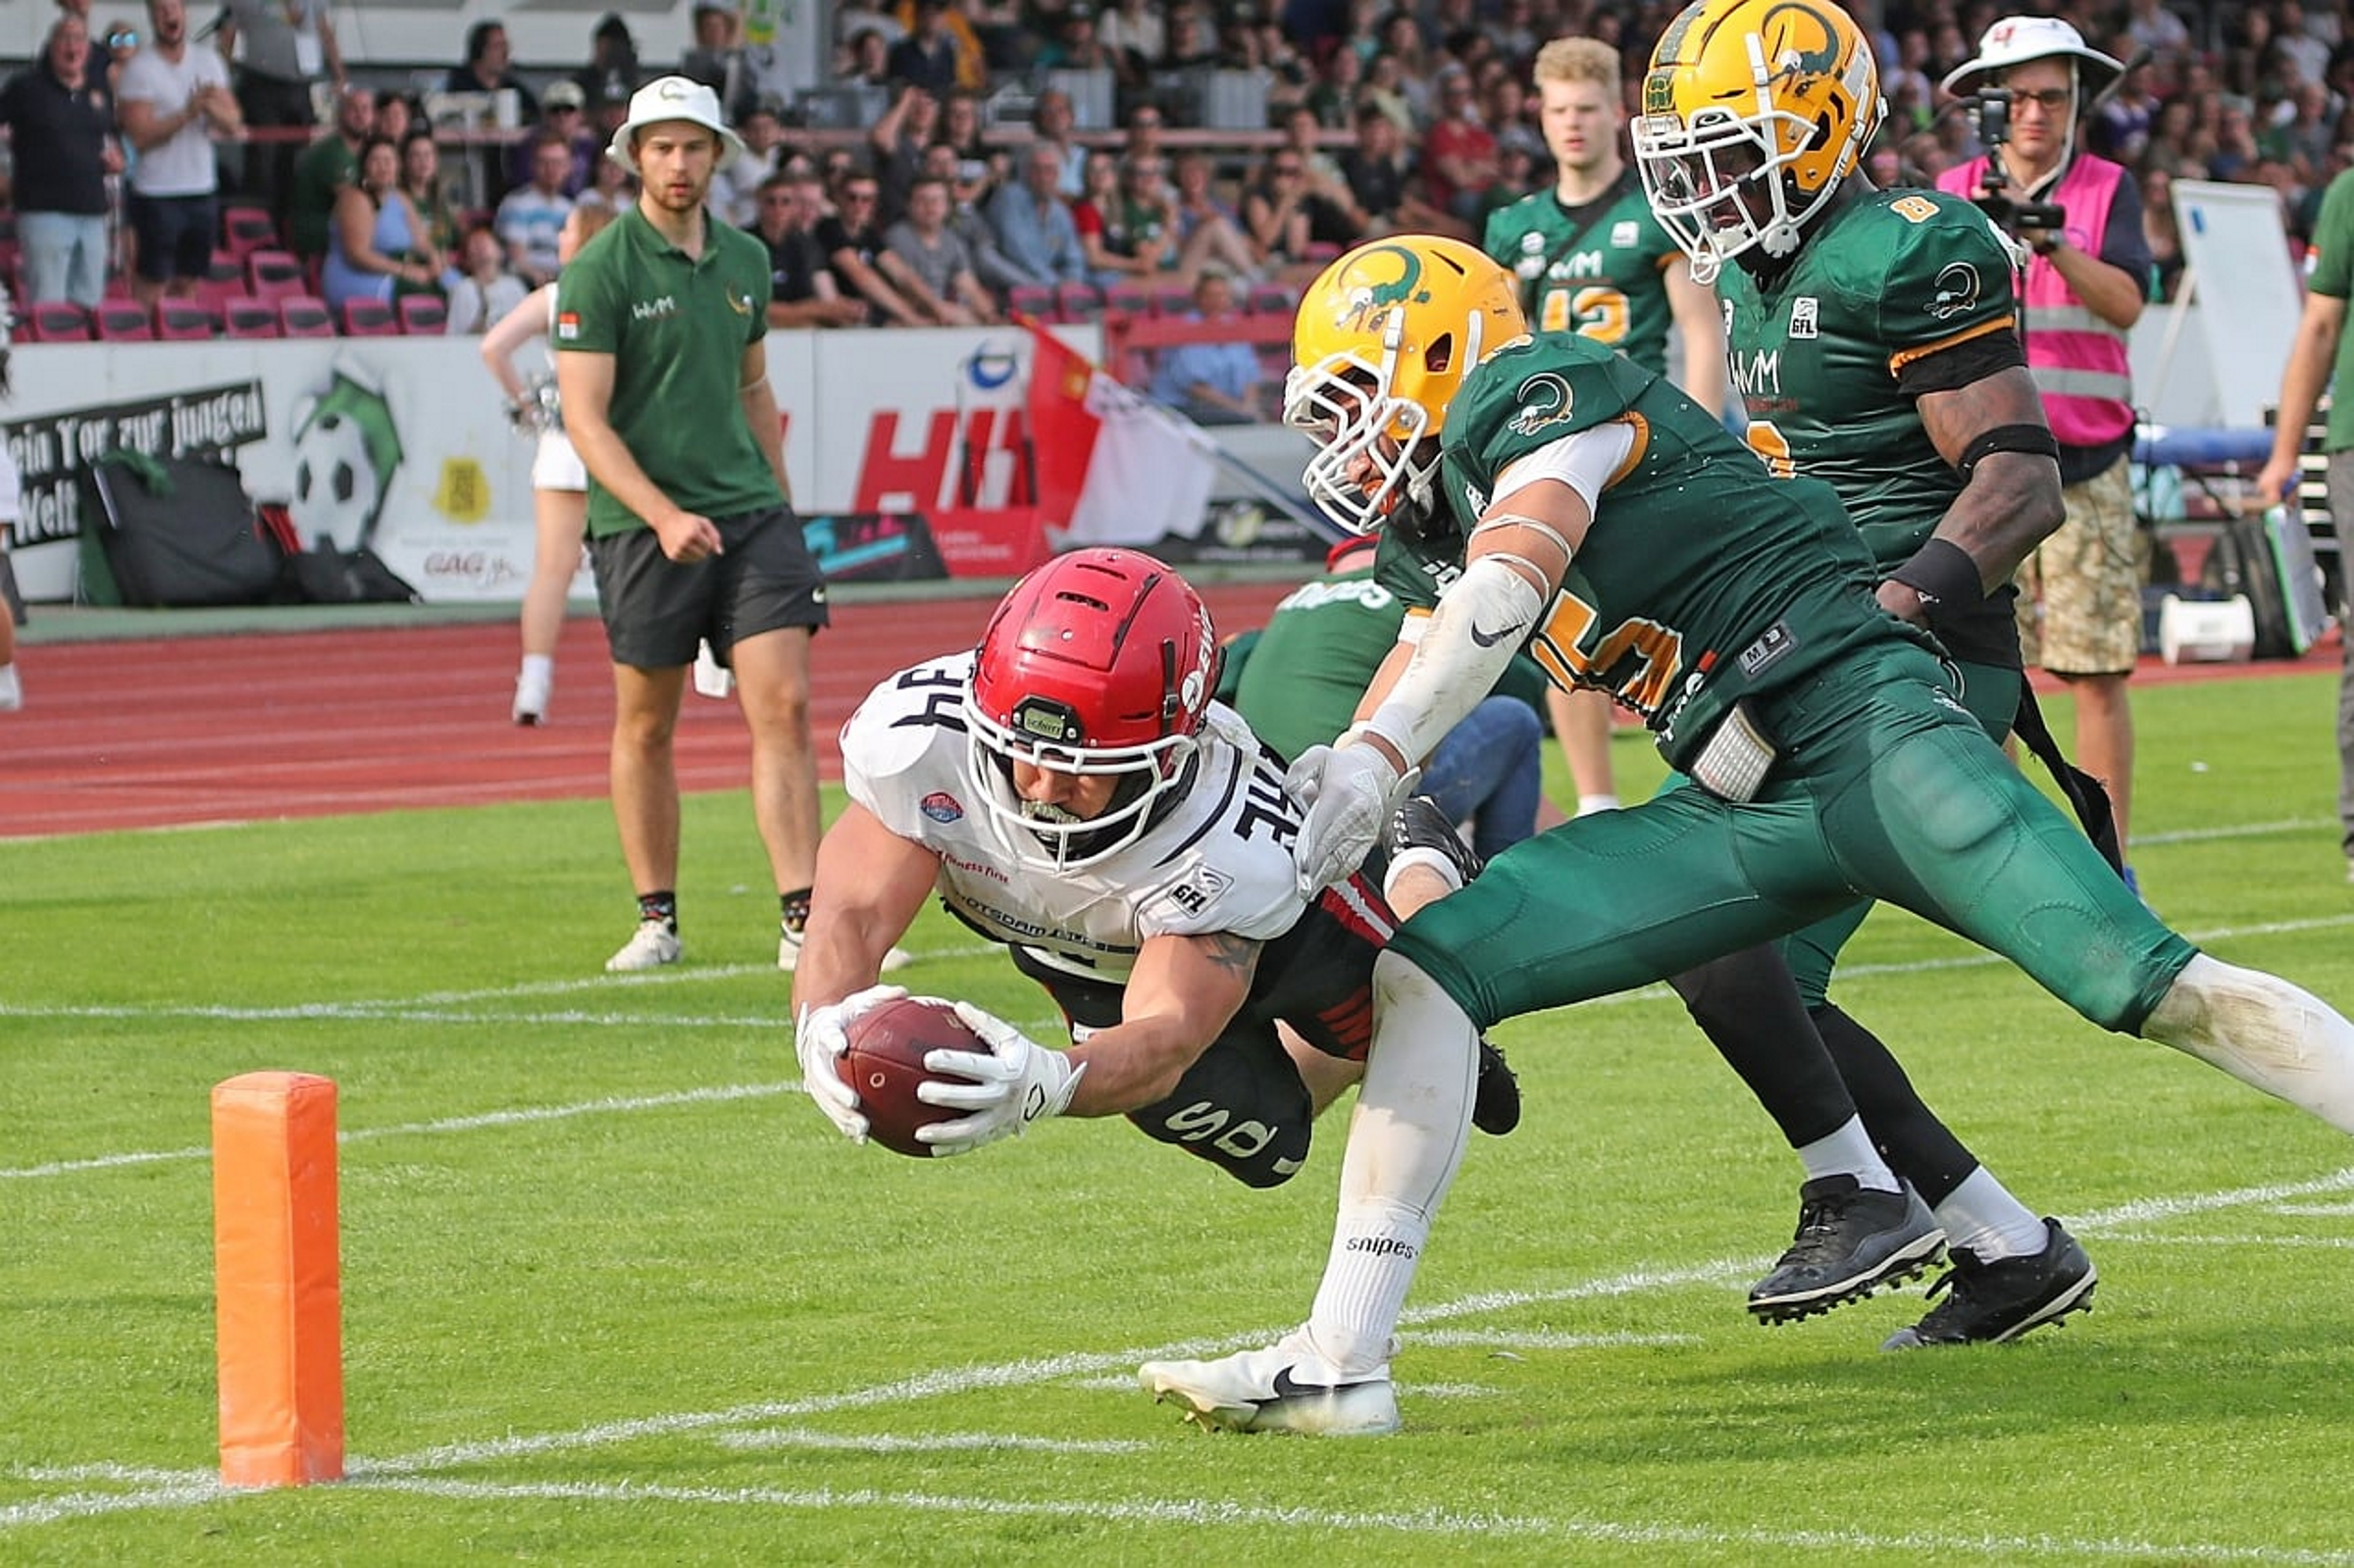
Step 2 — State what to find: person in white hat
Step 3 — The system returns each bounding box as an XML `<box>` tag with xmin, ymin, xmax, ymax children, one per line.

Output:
<box><xmin>552</xmin><ymin>76</ymin><xmax>886</xmax><ymax>977</ymax></box>
<box><xmin>1936</xmin><ymin>18</ymin><xmax>2155</xmax><ymax>889</ymax></box>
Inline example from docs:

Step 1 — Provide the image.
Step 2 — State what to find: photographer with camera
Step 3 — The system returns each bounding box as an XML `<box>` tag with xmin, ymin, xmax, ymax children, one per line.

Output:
<box><xmin>1937</xmin><ymin>18</ymin><xmax>2154</xmax><ymax>891</ymax></box>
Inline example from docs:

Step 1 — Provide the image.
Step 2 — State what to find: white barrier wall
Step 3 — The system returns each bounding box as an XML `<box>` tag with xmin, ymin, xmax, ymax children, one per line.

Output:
<box><xmin>4</xmin><ymin>324</ymin><xmax>1095</xmax><ymax>604</ymax></box>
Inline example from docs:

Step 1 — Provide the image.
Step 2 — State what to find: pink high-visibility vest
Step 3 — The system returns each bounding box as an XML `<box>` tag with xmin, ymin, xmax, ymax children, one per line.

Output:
<box><xmin>1938</xmin><ymin>154</ymin><xmax>2135</xmax><ymax>446</ymax></box>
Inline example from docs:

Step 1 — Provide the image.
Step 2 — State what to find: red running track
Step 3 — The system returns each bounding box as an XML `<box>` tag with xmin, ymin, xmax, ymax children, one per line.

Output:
<box><xmin>0</xmin><ymin>582</ymin><xmax>1296</xmax><ymax>839</ymax></box>
<box><xmin>0</xmin><ymin>585</ymin><xmax>2335</xmax><ymax>840</ymax></box>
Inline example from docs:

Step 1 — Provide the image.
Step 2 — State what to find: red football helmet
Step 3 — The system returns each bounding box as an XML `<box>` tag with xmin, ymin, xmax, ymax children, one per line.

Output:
<box><xmin>965</xmin><ymin>549</ymin><xmax>1221</xmax><ymax>870</ymax></box>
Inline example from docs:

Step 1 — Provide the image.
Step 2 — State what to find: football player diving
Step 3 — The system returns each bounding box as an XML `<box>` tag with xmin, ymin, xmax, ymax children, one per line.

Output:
<box><xmin>1135</xmin><ymin>225</ymin><xmax>2354</xmax><ymax>1436</ymax></box>
<box><xmin>791</xmin><ymin>547</ymin><xmax>1518</xmax><ymax>1186</ymax></box>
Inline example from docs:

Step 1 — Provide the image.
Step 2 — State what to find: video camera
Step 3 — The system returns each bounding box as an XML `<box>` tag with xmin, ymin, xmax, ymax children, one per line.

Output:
<box><xmin>1969</xmin><ymin>88</ymin><xmax>2067</xmax><ymax>242</ymax></box>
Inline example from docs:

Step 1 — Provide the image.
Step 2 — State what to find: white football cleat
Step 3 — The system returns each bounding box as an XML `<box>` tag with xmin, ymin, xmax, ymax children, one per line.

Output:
<box><xmin>1139</xmin><ymin>1328</ymin><xmax>1399</xmax><ymax>1437</ymax></box>
<box><xmin>606</xmin><ymin>919</ymin><xmax>681</xmax><ymax>973</ymax></box>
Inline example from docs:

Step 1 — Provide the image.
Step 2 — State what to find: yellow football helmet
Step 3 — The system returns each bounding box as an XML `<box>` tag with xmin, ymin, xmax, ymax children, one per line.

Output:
<box><xmin>1283</xmin><ymin>235</ymin><xmax>1527</xmax><ymax>534</ymax></box>
<box><xmin>1631</xmin><ymin>0</ymin><xmax>1884</xmax><ymax>282</ymax></box>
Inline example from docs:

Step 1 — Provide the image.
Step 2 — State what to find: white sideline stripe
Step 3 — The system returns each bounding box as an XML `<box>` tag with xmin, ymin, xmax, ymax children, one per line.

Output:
<box><xmin>346</xmin><ymin>1476</ymin><xmax>2354</xmax><ymax>1564</ymax></box>
<box><xmin>15</xmin><ymin>905</ymin><xmax>2354</xmax><ymax>1180</ymax></box>
<box><xmin>0</xmin><ymin>1084</ymin><xmax>800</xmax><ymax>1180</ymax></box>
<box><xmin>10</xmin><ymin>1167</ymin><xmax>2354</xmax><ymax>1546</ymax></box>
<box><xmin>715</xmin><ymin>1429</ymin><xmax>1149</xmax><ymax>1454</ymax></box>
<box><xmin>2097</xmin><ymin>1232</ymin><xmax>2354</xmax><ymax>1250</ymax></box>
<box><xmin>1409</xmin><ymin>1329</ymin><xmax>1699</xmax><ymax>1349</ymax></box>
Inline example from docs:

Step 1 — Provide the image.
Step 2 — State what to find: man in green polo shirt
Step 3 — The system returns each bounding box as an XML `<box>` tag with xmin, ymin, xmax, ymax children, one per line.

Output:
<box><xmin>556</xmin><ymin>75</ymin><xmax>857</xmax><ymax>977</ymax></box>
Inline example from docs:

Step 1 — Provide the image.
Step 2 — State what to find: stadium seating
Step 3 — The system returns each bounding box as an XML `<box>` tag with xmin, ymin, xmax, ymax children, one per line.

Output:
<box><xmin>278</xmin><ymin>294</ymin><xmax>334</xmax><ymax>338</ymax></box>
<box><xmin>1103</xmin><ymin>281</ymin><xmax>1153</xmax><ymax>317</ymax></box>
<box><xmin>341</xmin><ymin>296</ymin><xmax>399</xmax><ymax>337</ymax></box>
<box><xmin>1054</xmin><ymin>279</ymin><xmax>1104</xmax><ymax>319</ymax></box>
<box><xmin>1247</xmin><ymin>280</ymin><xmax>1300</xmax><ymax>316</ymax></box>
<box><xmin>220</xmin><ymin>201</ymin><xmax>280</xmax><ymax>260</ymax></box>
<box><xmin>154</xmin><ymin>298</ymin><xmax>218</xmax><ymax>340</ymax></box>
<box><xmin>396</xmin><ymin>293</ymin><xmax>447</xmax><ymax>334</ymax></box>
<box><xmin>95</xmin><ymin>299</ymin><xmax>157</xmax><ymax>341</ymax></box>
<box><xmin>1004</xmin><ymin>283</ymin><xmax>1056</xmax><ymax>324</ymax></box>
<box><xmin>222</xmin><ymin>294</ymin><xmax>281</xmax><ymax>338</ymax></box>
<box><xmin>1151</xmin><ymin>280</ymin><xmax>1197</xmax><ymax>317</ymax></box>
<box><xmin>22</xmin><ymin>299</ymin><xmax>92</xmax><ymax>341</ymax></box>
<box><xmin>245</xmin><ymin>249</ymin><xmax>306</xmax><ymax>306</ymax></box>
<box><xmin>197</xmin><ymin>253</ymin><xmax>248</xmax><ymax>317</ymax></box>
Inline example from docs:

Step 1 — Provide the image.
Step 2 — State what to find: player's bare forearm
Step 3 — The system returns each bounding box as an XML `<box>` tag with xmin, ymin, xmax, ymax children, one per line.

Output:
<box><xmin>792</xmin><ymin>804</ymin><xmax>937</xmax><ymax>1014</ymax></box>
<box><xmin>1918</xmin><ymin>367</ymin><xmax>2064</xmax><ymax>586</ymax></box>
<box><xmin>1062</xmin><ymin>932</ymin><xmax>1256</xmax><ymax>1116</ymax></box>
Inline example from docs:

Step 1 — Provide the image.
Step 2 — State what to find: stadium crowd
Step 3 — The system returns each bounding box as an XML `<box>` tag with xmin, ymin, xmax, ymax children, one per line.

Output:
<box><xmin>0</xmin><ymin>0</ymin><xmax>2339</xmax><ymax>342</ymax></box>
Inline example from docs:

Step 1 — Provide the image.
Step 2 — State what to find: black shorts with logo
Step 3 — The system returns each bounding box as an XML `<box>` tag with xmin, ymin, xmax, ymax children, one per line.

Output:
<box><xmin>589</xmin><ymin>505</ymin><xmax>828</xmax><ymax>670</ymax></box>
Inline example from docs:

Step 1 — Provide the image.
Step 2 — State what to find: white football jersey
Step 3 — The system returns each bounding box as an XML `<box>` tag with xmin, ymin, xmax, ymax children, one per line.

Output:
<box><xmin>842</xmin><ymin>652</ymin><xmax>1310</xmax><ymax>984</ymax></box>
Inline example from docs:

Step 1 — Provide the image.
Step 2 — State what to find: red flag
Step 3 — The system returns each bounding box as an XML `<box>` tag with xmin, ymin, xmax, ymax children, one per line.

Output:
<box><xmin>1023</xmin><ymin>322</ymin><xmax>1101</xmax><ymax>526</ymax></box>
<box><xmin>1021</xmin><ymin>320</ymin><xmax>1216</xmax><ymax>548</ymax></box>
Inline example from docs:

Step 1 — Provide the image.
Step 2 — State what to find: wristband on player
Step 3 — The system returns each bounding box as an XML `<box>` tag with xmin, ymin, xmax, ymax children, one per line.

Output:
<box><xmin>1885</xmin><ymin>537</ymin><xmax>1982</xmax><ymax>608</ymax></box>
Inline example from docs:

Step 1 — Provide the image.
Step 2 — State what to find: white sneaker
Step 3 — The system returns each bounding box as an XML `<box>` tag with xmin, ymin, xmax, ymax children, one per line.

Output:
<box><xmin>512</xmin><ymin>665</ymin><xmax>551</xmax><ymax>726</ymax></box>
<box><xmin>1138</xmin><ymin>1327</ymin><xmax>1399</xmax><ymax>1437</ymax></box>
<box><xmin>0</xmin><ymin>664</ymin><xmax>21</xmax><ymax>712</ymax></box>
<box><xmin>779</xmin><ymin>924</ymin><xmax>911</xmax><ymax>973</ymax></box>
<box><xmin>606</xmin><ymin>920</ymin><xmax>681</xmax><ymax>972</ymax></box>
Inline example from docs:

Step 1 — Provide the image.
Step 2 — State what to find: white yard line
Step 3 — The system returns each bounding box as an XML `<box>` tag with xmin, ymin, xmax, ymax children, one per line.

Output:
<box><xmin>14</xmin><ymin>912</ymin><xmax>2354</xmax><ymax>1184</ymax></box>
<box><xmin>8</xmin><ymin>1166</ymin><xmax>2354</xmax><ymax>1562</ymax></box>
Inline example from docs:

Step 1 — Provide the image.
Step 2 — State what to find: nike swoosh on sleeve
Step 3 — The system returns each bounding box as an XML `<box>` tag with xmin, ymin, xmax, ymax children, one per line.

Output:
<box><xmin>1469</xmin><ymin>621</ymin><xmax>1527</xmax><ymax>648</ymax></box>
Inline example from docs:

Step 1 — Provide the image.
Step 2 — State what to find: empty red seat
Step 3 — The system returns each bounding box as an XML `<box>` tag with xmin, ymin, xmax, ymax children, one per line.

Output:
<box><xmin>246</xmin><ymin>248</ymin><xmax>305</xmax><ymax>305</ymax></box>
<box><xmin>22</xmin><ymin>299</ymin><xmax>92</xmax><ymax>341</ymax></box>
<box><xmin>340</xmin><ymin>296</ymin><xmax>398</xmax><ymax>337</ymax></box>
<box><xmin>220</xmin><ymin>201</ymin><xmax>280</xmax><ymax>259</ymax></box>
<box><xmin>395</xmin><ymin>293</ymin><xmax>447</xmax><ymax>334</ymax></box>
<box><xmin>221</xmin><ymin>293</ymin><xmax>281</xmax><ymax>338</ymax></box>
<box><xmin>278</xmin><ymin>294</ymin><xmax>334</xmax><ymax>338</ymax></box>
<box><xmin>95</xmin><ymin>299</ymin><xmax>156</xmax><ymax>340</ymax></box>
<box><xmin>154</xmin><ymin>298</ymin><xmax>217</xmax><ymax>340</ymax></box>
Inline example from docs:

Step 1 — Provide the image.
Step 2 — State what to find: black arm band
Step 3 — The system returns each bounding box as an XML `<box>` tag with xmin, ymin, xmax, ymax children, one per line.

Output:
<box><xmin>1887</xmin><ymin>537</ymin><xmax>1983</xmax><ymax>606</ymax></box>
<box><xmin>1956</xmin><ymin>422</ymin><xmax>2060</xmax><ymax>481</ymax></box>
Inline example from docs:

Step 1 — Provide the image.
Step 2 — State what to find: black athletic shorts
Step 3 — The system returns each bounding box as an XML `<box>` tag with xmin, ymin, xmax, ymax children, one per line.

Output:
<box><xmin>128</xmin><ymin>191</ymin><xmax>218</xmax><ymax>283</ymax></box>
<box><xmin>589</xmin><ymin>504</ymin><xmax>828</xmax><ymax>670</ymax></box>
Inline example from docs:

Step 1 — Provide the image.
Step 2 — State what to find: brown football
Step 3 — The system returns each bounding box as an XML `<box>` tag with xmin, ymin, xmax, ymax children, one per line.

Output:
<box><xmin>840</xmin><ymin>996</ymin><xmax>995</xmax><ymax>1157</ymax></box>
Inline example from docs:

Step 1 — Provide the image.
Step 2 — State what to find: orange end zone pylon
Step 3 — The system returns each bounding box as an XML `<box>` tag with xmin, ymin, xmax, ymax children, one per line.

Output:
<box><xmin>212</xmin><ymin>1071</ymin><xmax>344</xmax><ymax>1487</ymax></box>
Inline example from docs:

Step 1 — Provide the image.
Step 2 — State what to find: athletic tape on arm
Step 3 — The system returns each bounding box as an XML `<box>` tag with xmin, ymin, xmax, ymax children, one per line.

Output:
<box><xmin>1363</xmin><ymin>555</ymin><xmax>1545</xmax><ymax>768</ymax></box>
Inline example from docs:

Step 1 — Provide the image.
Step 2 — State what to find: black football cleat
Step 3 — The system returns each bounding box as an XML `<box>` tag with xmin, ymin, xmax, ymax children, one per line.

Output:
<box><xmin>1386</xmin><ymin>795</ymin><xmax>1484</xmax><ymax>888</ymax></box>
<box><xmin>1881</xmin><ymin>1218</ymin><xmax>2096</xmax><ymax>1348</ymax></box>
<box><xmin>1749</xmin><ymin>1176</ymin><xmax>1946</xmax><ymax>1324</ymax></box>
<box><xmin>1472</xmin><ymin>1037</ymin><xmax>1519</xmax><ymax>1136</ymax></box>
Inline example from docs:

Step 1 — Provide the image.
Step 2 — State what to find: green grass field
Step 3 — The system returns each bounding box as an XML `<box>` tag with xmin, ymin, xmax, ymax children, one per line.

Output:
<box><xmin>6</xmin><ymin>671</ymin><xmax>2354</xmax><ymax>1566</ymax></box>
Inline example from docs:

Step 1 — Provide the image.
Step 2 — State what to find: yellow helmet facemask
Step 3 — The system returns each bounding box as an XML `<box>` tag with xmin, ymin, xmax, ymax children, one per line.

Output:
<box><xmin>1283</xmin><ymin>236</ymin><xmax>1527</xmax><ymax>534</ymax></box>
<box><xmin>1631</xmin><ymin>0</ymin><xmax>1883</xmax><ymax>283</ymax></box>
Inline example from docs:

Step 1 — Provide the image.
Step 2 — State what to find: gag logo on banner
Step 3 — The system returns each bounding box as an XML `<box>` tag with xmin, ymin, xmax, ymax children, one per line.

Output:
<box><xmin>4</xmin><ymin>381</ymin><xmax>269</xmax><ymax>546</ymax></box>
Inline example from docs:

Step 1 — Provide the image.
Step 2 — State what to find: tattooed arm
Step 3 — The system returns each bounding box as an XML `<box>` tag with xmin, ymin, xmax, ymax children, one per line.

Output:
<box><xmin>1060</xmin><ymin>930</ymin><xmax>1263</xmax><ymax>1116</ymax></box>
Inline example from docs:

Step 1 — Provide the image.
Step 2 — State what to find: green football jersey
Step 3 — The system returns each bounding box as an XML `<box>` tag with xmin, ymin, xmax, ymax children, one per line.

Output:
<box><xmin>1375</xmin><ymin>332</ymin><xmax>1915</xmax><ymax>768</ymax></box>
<box><xmin>1716</xmin><ymin>186</ymin><xmax>2022</xmax><ymax>662</ymax></box>
<box><xmin>1481</xmin><ymin>170</ymin><xmax>1680</xmax><ymax>375</ymax></box>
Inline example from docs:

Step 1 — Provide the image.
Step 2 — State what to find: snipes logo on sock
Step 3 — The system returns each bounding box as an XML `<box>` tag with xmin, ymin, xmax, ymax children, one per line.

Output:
<box><xmin>1344</xmin><ymin>1236</ymin><xmax>1418</xmax><ymax>1260</ymax></box>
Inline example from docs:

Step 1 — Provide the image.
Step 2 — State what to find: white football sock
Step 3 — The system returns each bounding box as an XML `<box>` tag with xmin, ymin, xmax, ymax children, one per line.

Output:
<box><xmin>1575</xmin><ymin>793</ymin><xmax>1619</xmax><ymax>816</ymax></box>
<box><xmin>2144</xmin><ymin>954</ymin><xmax>2354</xmax><ymax>1133</ymax></box>
<box><xmin>1307</xmin><ymin>951</ymin><xmax>1475</xmax><ymax>1372</ymax></box>
<box><xmin>1932</xmin><ymin>1166</ymin><xmax>2047</xmax><ymax>1261</ymax></box>
<box><xmin>519</xmin><ymin>653</ymin><xmax>554</xmax><ymax>683</ymax></box>
<box><xmin>1794</xmin><ymin>1114</ymin><xmax>1900</xmax><ymax>1194</ymax></box>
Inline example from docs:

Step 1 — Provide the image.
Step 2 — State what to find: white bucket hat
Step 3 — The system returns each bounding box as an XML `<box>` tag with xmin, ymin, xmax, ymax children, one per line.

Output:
<box><xmin>604</xmin><ymin>75</ymin><xmax>745</xmax><ymax>176</ymax></box>
<box><xmin>1939</xmin><ymin>16</ymin><xmax>2124</xmax><ymax>100</ymax></box>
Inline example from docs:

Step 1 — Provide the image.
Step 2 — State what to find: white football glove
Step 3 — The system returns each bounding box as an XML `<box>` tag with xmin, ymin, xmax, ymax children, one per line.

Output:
<box><xmin>914</xmin><ymin>1001</ymin><xmax>1086</xmax><ymax>1155</ymax></box>
<box><xmin>1285</xmin><ymin>733</ymin><xmax>1418</xmax><ymax>897</ymax></box>
<box><xmin>793</xmin><ymin>983</ymin><xmax>908</xmax><ymax>1143</ymax></box>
